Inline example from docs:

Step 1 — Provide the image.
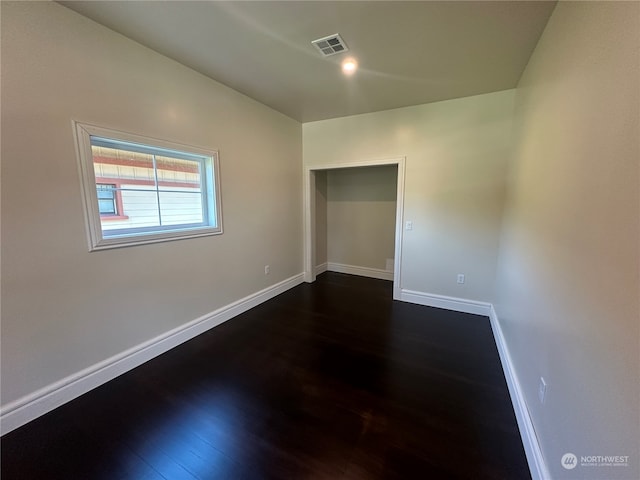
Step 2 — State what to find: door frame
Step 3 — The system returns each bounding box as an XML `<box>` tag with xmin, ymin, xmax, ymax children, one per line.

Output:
<box><xmin>303</xmin><ymin>157</ymin><xmax>406</xmax><ymax>301</ymax></box>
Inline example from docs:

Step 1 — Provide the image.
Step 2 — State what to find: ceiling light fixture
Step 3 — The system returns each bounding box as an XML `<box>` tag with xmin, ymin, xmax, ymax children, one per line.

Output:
<box><xmin>341</xmin><ymin>58</ymin><xmax>358</xmax><ymax>76</ymax></box>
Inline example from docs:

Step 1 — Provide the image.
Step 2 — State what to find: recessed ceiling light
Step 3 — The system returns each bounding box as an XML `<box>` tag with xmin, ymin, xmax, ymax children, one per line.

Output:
<box><xmin>341</xmin><ymin>58</ymin><xmax>358</xmax><ymax>76</ymax></box>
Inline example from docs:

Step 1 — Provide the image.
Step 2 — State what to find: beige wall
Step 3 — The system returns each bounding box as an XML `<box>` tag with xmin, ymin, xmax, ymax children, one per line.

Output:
<box><xmin>304</xmin><ymin>90</ymin><xmax>515</xmax><ymax>302</ymax></box>
<box><xmin>495</xmin><ymin>2</ymin><xmax>639</xmax><ymax>478</ymax></box>
<box><xmin>326</xmin><ymin>166</ymin><xmax>397</xmax><ymax>271</ymax></box>
<box><xmin>4</xmin><ymin>5</ymin><xmax>638</xmax><ymax>474</ymax></box>
<box><xmin>314</xmin><ymin>171</ymin><xmax>328</xmax><ymax>267</ymax></box>
<box><xmin>0</xmin><ymin>2</ymin><xmax>302</xmax><ymax>405</ymax></box>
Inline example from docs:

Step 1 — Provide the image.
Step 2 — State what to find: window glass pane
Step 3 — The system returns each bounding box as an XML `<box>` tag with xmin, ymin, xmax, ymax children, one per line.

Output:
<box><xmin>158</xmin><ymin>191</ymin><xmax>204</xmax><ymax>226</ymax></box>
<box><xmin>91</xmin><ymin>136</ymin><xmax>208</xmax><ymax>163</ymax></box>
<box><xmin>155</xmin><ymin>155</ymin><xmax>202</xmax><ymax>192</ymax></box>
<box><xmin>96</xmin><ymin>184</ymin><xmax>114</xmax><ymax>199</ymax></box>
<box><xmin>96</xmin><ymin>184</ymin><xmax>117</xmax><ymax>215</ymax></box>
<box><xmin>92</xmin><ymin>145</ymin><xmax>155</xmax><ymax>185</ymax></box>
<box><xmin>98</xmin><ymin>199</ymin><xmax>116</xmax><ymax>215</ymax></box>
<box><xmin>102</xmin><ymin>186</ymin><xmax>160</xmax><ymax>233</ymax></box>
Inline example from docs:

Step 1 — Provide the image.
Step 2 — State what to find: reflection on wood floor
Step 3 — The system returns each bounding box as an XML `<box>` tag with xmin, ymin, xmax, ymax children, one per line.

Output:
<box><xmin>1</xmin><ymin>272</ymin><xmax>530</xmax><ymax>479</ymax></box>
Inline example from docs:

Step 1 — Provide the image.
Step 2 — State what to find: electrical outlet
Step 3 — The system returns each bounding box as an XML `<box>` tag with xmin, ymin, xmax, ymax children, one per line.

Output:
<box><xmin>538</xmin><ymin>377</ymin><xmax>547</xmax><ymax>404</ymax></box>
<box><xmin>457</xmin><ymin>274</ymin><xmax>465</xmax><ymax>284</ymax></box>
<box><xmin>264</xmin><ymin>265</ymin><xmax>270</xmax><ymax>275</ymax></box>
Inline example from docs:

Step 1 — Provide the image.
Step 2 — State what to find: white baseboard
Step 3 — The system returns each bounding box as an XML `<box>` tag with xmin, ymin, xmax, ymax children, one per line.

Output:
<box><xmin>397</xmin><ymin>290</ymin><xmax>548</xmax><ymax>479</ymax></box>
<box><xmin>315</xmin><ymin>262</ymin><xmax>328</xmax><ymax>275</ymax></box>
<box><xmin>327</xmin><ymin>262</ymin><xmax>394</xmax><ymax>281</ymax></box>
<box><xmin>399</xmin><ymin>288</ymin><xmax>492</xmax><ymax>316</ymax></box>
<box><xmin>0</xmin><ymin>272</ymin><xmax>550</xmax><ymax>480</ymax></box>
<box><xmin>489</xmin><ymin>306</ymin><xmax>551</xmax><ymax>480</ymax></box>
<box><xmin>0</xmin><ymin>273</ymin><xmax>304</xmax><ymax>436</ymax></box>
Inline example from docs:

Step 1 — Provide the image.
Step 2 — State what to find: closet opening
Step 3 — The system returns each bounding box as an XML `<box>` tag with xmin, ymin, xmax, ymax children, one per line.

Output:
<box><xmin>304</xmin><ymin>158</ymin><xmax>405</xmax><ymax>301</ymax></box>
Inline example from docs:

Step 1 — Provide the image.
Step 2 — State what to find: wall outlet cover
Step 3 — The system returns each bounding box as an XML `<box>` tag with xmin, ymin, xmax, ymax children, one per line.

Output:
<box><xmin>538</xmin><ymin>377</ymin><xmax>547</xmax><ymax>404</ymax></box>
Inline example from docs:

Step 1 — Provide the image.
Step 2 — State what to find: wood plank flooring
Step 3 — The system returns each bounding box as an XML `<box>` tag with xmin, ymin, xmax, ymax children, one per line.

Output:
<box><xmin>1</xmin><ymin>273</ymin><xmax>530</xmax><ymax>479</ymax></box>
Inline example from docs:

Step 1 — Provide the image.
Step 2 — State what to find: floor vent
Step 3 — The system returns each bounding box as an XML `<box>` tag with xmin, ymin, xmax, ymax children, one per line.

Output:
<box><xmin>311</xmin><ymin>34</ymin><xmax>349</xmax><ymax>57</ymax></box>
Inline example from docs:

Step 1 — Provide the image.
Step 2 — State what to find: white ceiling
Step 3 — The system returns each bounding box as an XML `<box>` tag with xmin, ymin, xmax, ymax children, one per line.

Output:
<box><xmin>59</xmin><ymin>1</ymin><xmax>557</xmax><ymax>123</ymax></box>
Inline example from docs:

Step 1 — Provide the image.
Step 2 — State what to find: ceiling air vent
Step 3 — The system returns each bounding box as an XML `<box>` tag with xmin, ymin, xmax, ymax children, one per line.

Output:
<box><xmin>311</xmin><ymin>34</ymin><xmax>349</xmax><ymax>57</ymax></box>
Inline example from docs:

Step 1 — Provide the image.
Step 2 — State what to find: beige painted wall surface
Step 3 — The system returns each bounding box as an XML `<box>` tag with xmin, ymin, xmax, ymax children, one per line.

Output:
<box><xmin>314</xmin><ymin>171</ymin><xmax>328</xmax><ymax>267</ymax></box>
<box><xmin>494</xmin><ymin>2</ymin><xmax>639</xmax><ymax>478</ymax></box>
<box><xmin>1</xmin><ymin>2</ymin><xmax>302</xmax><ymax>405</ymax></box>
<box><xmin>326</xmin><ymin>166</ymin><xmax>397</xmax><ymax>271</ymax></box>
<box><xmin>304</xmin><ymin>90</ymin><xmax>514</xmax><ymax>302</ymax></box>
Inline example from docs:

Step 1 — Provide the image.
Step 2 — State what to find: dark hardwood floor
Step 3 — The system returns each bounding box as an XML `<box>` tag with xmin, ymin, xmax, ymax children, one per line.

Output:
<box><xmin>1</xmin><ymin>273</ymin><xmax>530</xmax><ymax>479</ymax></box>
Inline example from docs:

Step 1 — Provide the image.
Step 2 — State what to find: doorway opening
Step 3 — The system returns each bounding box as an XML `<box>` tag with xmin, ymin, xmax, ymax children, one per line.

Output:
<box><xmin>303</xmin><ymin>157</ymin><xmax>405</xmax><ymax>300</ymax></box>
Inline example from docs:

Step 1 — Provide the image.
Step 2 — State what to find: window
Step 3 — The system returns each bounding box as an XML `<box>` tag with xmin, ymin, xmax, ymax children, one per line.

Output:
<box><xmin>96</xmin><ymin>184</ymin><xmax>117</xmax><ymax>216</ymax></box>
<box><xmin>74</xmin><ymin>121</ymin><xmax>223</xmax><ymax>250</ymax></box>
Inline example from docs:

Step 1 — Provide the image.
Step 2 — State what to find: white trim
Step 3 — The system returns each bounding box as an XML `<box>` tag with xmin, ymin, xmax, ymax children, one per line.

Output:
<box><xmin>327</xmin><ymin>262</ymin><xmax>394</xmax><ymax>281</ymax></box>
<box><xmin>399</xmin><ymin>288</ymin><xmax>492</xmax><ymax>316</ymax></box>
<box><xmin>392</xmin><ymin>158</ymin><xmax>406</xmax><ymax>301</ymax></box>
<box><xmin>307</xmin><ymin>158</ymin><xmax>405</xmax><ymax>170</ymax></box>
<box><xmin>315</xmin><ymin>262</ymin><xmax>328</xmax><ymax>275</ymax></box>
<box><xmin>0</xmin><ymin>273</ymin><xmax>304</xmax><ymax>435</ymax></box>
<box><xmin>303</xmin><ymin>169</ymin><xmax>315</xmax><ymax>283</ymax></box>
<box><xmin>395</xmin><ymin>290</ymin><xmax>550</xmax><ymax>479</ymax></box>
<box><xmin>489</xmin><ymin>306</ymin><xmax>551</xmax><ymax>480</ymax></box>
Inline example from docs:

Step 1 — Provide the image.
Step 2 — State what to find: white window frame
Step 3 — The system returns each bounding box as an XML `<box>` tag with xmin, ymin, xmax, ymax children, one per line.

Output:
<box><xmin>73</xmin><ymin>121</ymin><xmax>223</xmax><ymax>251</ymax></box>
